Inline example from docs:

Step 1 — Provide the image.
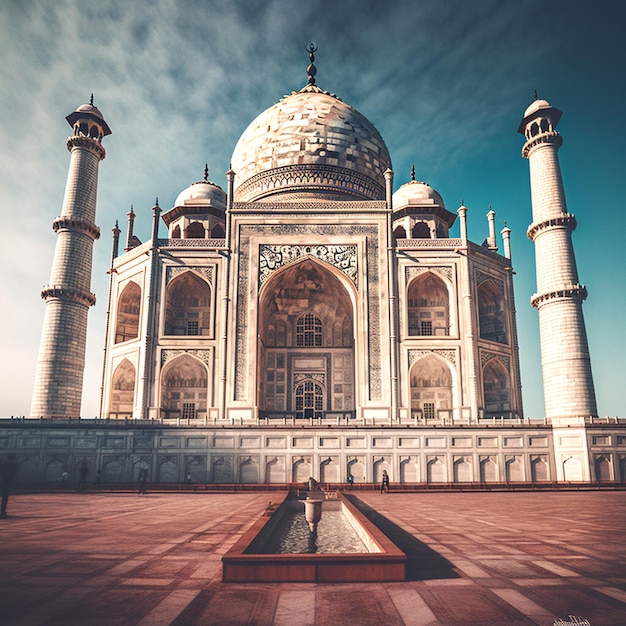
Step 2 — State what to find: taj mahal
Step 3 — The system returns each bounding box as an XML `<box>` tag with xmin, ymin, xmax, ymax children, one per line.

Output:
<box><xmin>3</xmin><ymin>50</ymin><xmax>624</xmax><ymax>487</ymax></box>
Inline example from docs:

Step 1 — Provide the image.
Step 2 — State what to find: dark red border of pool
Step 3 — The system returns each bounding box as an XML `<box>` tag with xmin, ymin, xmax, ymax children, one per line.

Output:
<box><xmin>222</xmin><ymin>491</ymin><xmax>406</xmax><ymax>582</ymax></box>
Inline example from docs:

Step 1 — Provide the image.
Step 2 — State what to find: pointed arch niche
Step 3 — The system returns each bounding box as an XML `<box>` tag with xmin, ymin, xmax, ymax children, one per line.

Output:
<box><xmin>410</xmin><ymin>354</ymin><xmax>453</xmax><ymax>422</ymax></box>
<box><xmin>258</xmin><ymin>258</ymin><xmax>355</xmax><ymax>417</ymax></box>
<box><xmin>109</xmin><ymin>358</ymin><xmax>136</xmax><ymax>417</ymax></box>
<box><xmin>115</xmin><ymin>282</ymin><xmax>141</xmax><ymax>344</ymax></box>
<box><xmin>407</xmin><ymin>272</ymin><xmax>450</xmax><ymax>337</ymax></box>
<box><xmin>160</xmin><ymin>354</ymin><xmax>208</xmax><ymax>419</ymax></box>
<box><xmin>478</xmin><ymin>279</ymin><xmax>508</xmax><ymax>344</ymax></box>
<box><xmin>482</xmin><ymin>358</ymin><xmax>512</xmax><ymax>419</ymax></box>
<box><xmin>164</xmin><ymin>271</ymin><xmax>211</xmax><ymax>336</ymax></box>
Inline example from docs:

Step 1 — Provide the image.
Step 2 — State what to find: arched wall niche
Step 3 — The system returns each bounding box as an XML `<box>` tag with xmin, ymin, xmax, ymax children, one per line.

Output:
<box><xmin>160</xmin><ymin>354</ymin><xmax>209</xmax><ymax>419</ymax></box>
<box><xmin>115</xmin><ymin>281</ymin><xmax>141</xmax><ymax>344</ymax></box>
<box><xmin>257</xmin><ymin>258</ymin><xmax>356</xmax><ymax>417</ymax></box>
<box><xmin>164</xmin><ymin>271</ymin><xmax>211</xmax><ymax>336</ymax></box>
<box><xmin>409</xmin><ymin>354</ymin><xmax>454</xmax><ymax>422</ymax></box>
<box><xmin>109</xmin><ymin>358</ymin><xmax>136</xmax><ymax>417</ymax></box>
<box><xmin>482</xmin><ymin>357</ymin><xmax>512</xmax><ymax>419</ymax></box>
<box><xmin>407</xmin><ymin>271</ymin><xmax>450</xmax><ymax>337</ymax></box>
<box><xmin>478</xmin><ymin>279</ymin><xmax>508</xmax><ymax>344</ymax></box>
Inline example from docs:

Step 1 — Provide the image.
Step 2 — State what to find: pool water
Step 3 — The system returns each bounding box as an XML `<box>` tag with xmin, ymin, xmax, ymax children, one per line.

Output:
<box><xmin>261</xmin><ymin>507</ymin><xmax>369</xmax><ymax>554</ymax></box>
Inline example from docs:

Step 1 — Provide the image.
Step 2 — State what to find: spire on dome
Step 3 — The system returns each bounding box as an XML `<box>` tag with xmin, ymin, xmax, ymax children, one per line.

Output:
<box><xmin>90</xmin><ymin>93</ymin><xmax>94</xmax><ymax>106</ymax></box>
<box><xmin>306</xmin><ymin>42</ymin><xmax>318</xmax><ymax>85</ymax></box>
<box><xmin>410</xmin><ymin>164</ymin><xmax>416</xmax><ymax>181</ymax></box>
<box><xmin>534</xmin><ymin>89</ymin><xmax>538</xmax><ymax>101</ymax></box>
<box><xmin>203</xmin><ymin>163</ymin><xmax>209</xmax><ymax>182</ymax></box>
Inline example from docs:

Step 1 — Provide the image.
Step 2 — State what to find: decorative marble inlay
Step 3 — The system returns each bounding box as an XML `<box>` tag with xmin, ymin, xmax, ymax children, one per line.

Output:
<box><xmin>293</xmin><ymin>372</ymin><xmax>326</xmax><ymax>389</ymax></box>
<box><xmin>259</xmin><ymin>244</ymin><xmax>357</xmax><ymax>287</ymax></box>
<box><xmin>112</xmin><ymin>351</ymin><xmax>138</xmax><ymax>371</ymax></box>
<box><xmin>161</xmin><ymin>349</ymin><xmax>212</xmax><ymax>367</ymax></box>
<box><xmin>408</xmin><ymin>349</ymin><xmax>457</xmax><ymax>367</ymax></box>
<box><xmin>476</xmin><ymin>269</ymin><xmax>504</xmax><ymax>292</ymax></box>
<box><xmin>406</xmin><ymin>265</ymin><xmax>453</xmax><ymax>283</ymax></box>
<box><xmin>166</xmin><ymin>265</ymin><xmax>214</xmax><ymax>286</ymax></box>
<box><xmin>159</xmin><ymin>238</ymin><xmax>226</xmax><ymax>248</ymax></box>
<box><xmin>480</xmin><ymin>351</ymin><xmax>511</xmax><ymax>371</ymax></box>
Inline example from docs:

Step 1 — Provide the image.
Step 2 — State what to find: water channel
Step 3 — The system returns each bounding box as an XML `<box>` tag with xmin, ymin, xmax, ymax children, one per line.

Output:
<box><xmin>260</xmin><ymin>501</ymin><xmax>369</xmax><ymax>554</ymax></box>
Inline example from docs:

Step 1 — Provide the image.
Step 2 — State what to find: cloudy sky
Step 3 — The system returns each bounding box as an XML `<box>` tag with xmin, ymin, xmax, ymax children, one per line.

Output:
<box><xmin>0</xmin><ymin>0</ymin><xmax>624</xmax><ymax>419</ymax></box>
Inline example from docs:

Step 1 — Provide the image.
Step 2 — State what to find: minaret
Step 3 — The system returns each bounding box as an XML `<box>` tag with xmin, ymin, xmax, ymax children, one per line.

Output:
<box><xmin>519</xmin><ymin>96</ymin><xmax>597</xmax><ymax>420</ymax></box>
<box><xmin>31</xmin><ymin>98</ymin><xmax>111</xmax><ymax>418</ymax></box>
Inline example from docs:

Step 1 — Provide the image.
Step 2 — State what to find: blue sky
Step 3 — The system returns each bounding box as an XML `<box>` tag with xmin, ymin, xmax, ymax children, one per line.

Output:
<box><xmin>0</xmin><ymin>0</ymin><xmax>624</xmax><ymax>419</ymax></box>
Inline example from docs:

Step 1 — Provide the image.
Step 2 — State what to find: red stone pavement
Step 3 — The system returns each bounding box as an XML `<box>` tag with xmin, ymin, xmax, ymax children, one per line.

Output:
<box><xmin>0</xmin><ymin>490</ymin><xmax>624</xmax><ymax>625</ymax></box>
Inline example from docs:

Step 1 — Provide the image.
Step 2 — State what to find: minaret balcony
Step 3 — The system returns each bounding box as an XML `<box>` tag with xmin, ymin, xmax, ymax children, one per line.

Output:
<box><xmin>531</xmin><ymin>284</ymin><xmax>587</xmax><ymax>308</ymax></box>
<box><xmin>527</xmin><ymin>214</ymin><xmax>576</xmax><ymax>240</ymax></box>
<box><xmin>52</xmin><ymin>217</ymin><xmax>100</xmax><ymax>240</ymax></box>
<box><xmin>521</xmin><ymin>130</ymin><xmax>562</xmax><ymax>158</ymax></box>
<box><xmin>66</xmin><ymin>135</ymin><xmax>106</xmax><ymax>160</ymax></box>
<box><xmin>40</xmin><ymin>284</ymin><xmax>97</xmax><ymax>307</ymax></box>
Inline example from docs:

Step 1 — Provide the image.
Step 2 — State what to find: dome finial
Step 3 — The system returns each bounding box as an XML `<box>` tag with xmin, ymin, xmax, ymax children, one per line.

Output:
<box><xmin>306</xmin><ymin>42</ymin><xmax>318</xmax><ymax>85</ymax></box>
<box><xmin>90</xmin><ymin>93</ymin><xmax>94</xmax><ymax>106</ymax></box>
<box><xmin>534</xmin><ymin>89</ymin><xmax>538</xmax><ymax>101</ymax></box>
<box><xmin>203</xmin><ymin>163</ymin><xmax>209</xmax><ymax>182</ymax></box>
<box><xmin>410</xmin><ymin>164</ymin><xmax>416</xmax><ymax>181</ymax></box>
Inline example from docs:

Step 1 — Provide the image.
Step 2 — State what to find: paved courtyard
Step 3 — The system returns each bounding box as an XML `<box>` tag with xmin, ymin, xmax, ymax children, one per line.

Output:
<box><xmin>0</xmin><ymin>489</ymin><xmax>624</xmax><ymax>625</ymax></box>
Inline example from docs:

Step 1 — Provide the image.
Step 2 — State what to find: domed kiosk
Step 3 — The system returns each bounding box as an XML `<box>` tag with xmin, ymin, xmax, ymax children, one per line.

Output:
<box><xmin>161</xmin><ymin>165</ymin><xmax>227</xmax><ymax>239</ymax></box>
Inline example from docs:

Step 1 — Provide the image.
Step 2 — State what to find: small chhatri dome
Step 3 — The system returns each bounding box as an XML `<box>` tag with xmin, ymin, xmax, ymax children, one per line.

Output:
<box><xmin>518</xmin><ymin>93</ymin><xmax>562</xmax><ymax>135</ymax></box>
<box><xmin>230</xmin><ymin>47</ymin><xmax>392</xmax><ymax>202</ymax></box>
<box><xmin>392</xmin><ymin>175</ymin><xmax>445</xmax><ymax>211</ymax></box>
<box><xmin>66</xmin><ymin>96</ymin><xmax>112</xmax><ymax>136</ymax></box>
<box><xmin>173</xmin><ymin>165</ymin><xmax>227</xmax><ymax>209</ymax></box>
<box><xmin>523</xmin><ymin>97</ymin><xmax>552</xmax><ymax>119</ymax></box>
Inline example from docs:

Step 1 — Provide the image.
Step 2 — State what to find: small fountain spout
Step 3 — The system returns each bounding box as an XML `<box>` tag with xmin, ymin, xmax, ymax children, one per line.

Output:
<box><xmin>304</xmin><ymin>497</ymin><xmax>323</xmax><ymax>534</ymax></box>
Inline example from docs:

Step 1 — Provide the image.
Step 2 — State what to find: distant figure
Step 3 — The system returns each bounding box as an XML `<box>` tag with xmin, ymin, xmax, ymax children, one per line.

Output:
<box><xmin>185</xmin><ymin>472</ymin><xmax>192</xmax><ymax>484</ymax></box>
<box><xmin>380</xmin><ymin>470</ymin><xmax>390</xmax><ymax>494</ymax></box>
<box><xmin>1</xmin><ymin>455</ymin><xmax>18</xmax><ymax>518</ymax></box>
<box><xmin>307</xmin><ymin>476</ymin><xmax>317</xmax><ymax>491</ymax></box>
<box><xmin>347</xmin><ymin>474</ymin><xmax>354</xmax><ymax>489</ymax></box>
<box><xmin>138</xmin><ymin>470</ymin><xmax>148</xmax><ymax>495</ymax></box>
<box><xmin>77</xmin><ymin>462</ymin><xmax>89</xmax><ymax>493</ymax></box>
<box><xmin>61</xmin><ymin>467</ymin><xmax>69</xmax><ymax>488</ymax></box>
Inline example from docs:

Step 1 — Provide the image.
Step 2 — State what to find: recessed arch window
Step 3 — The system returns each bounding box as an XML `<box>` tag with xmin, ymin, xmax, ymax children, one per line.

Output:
<box><xmin>258</xmin><ymin>259</ymin><xmax>354</xmax><ymax>415</ymax></box>
<box><xmin>115</xmin><ymin>282</ymin><xmax>141</xmax><ymax>344</ymax></box>
<box><xmin>295</xmin><ymin>380</ymin><xmax>324</xmax><ymax>418</ymax></box>
<box><xmin>164</xmin><ymin>272</ymin><xmax>211</xmax><ymax>336</ymax></box>
<box><xmin>410</xmin><ymin>355</ymin><xmax>453</xmax><ymax>421</ymax></box>
<box><xmin>412</xmin><ymin>221</ymin><xmax>430</xmax><ymax>238</ymax></box>
<box><xmin>482</xmin><ymin>358</ymin><xmax>512</xmax><ymax>418</ymax></box>
<box><xmin>296</xmin><ymin>313</ymin><xmax>323</xmax><ymax>347</ymax></box>
<box><xmin>172</xmin><ymin>224</ymin><xmax>181</xmax><ymax>239</ymax></box>
<box><xmin>393</xmin><ymin>225</ymin><xmax>407</xmax><ymax>240</ymax></box>
<box><xmin>478</xmin><ymin>280</ymin><xmax>508</xmax><ymax>344</ymax></box>
<box><xmin>160</xmin><ymin>354</ymin><xmax>208</xmax><ymax>419</ymax></box>
<box><xmin>407</xmin><ymin>272</ymin><xmax>449</xmax><ymax>336</ymax></box>
<box><xmin>109</xmin><ymin>358</ymin><xmax>136</xmax><ymax>417</ymax></box>
<box><xmin>185</xmin><ymin>221</ymin><xmax>205</xmax><ymax>238</ymax></box>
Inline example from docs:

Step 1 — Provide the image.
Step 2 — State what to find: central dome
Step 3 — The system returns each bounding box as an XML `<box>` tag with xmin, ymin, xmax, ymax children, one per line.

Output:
<box><xmin>231</xmin><ymin>85</ymin><xmax>391</xmax><ymax>202</ymax></box>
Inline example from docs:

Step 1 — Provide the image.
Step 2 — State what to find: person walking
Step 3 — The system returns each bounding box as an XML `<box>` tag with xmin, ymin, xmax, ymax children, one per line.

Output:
<box><xmin>138</xmin><ymin>470</ymin><xmax>148</xmax><ymax>495</ymax></box>
<box><xmin>380</xmin><ymin>469</ymin><xmax>390</xmax><ymax>494</ymax></box>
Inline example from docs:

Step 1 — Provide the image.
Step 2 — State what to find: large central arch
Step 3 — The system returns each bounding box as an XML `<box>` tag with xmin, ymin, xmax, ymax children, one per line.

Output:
<box><xmin>258</xmin><ymin>258</ymin><xmax>355</xmax><ymax>417</ymax></box>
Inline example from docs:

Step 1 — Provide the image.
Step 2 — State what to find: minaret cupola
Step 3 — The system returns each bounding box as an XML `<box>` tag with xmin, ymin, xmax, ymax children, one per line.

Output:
<box><xmin>66</xmin><ymin>94</ymin><xmax>112</xmax><ymax>144</ymax></box>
